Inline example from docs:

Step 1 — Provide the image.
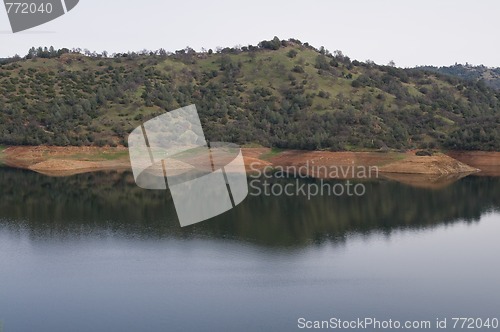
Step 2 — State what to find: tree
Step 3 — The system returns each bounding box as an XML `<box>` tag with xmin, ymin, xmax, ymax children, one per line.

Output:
<box><xmin>315</xmin><ymin>55</ymin><xmax>330</xmax><ymax>70</ymax></box>
<box><xmin>292</xmin><ymin>65</ymin><xmax>304</xmax><ymax>73</ymax></box>
<box><xmin>26</xmin><ymin>47</ymin><xmax>36</xmax><ymax>59</ymax></box>
<box><xmin>259</xmin><ymin>36</ymin><xmax>281</xmax><ymax>50</ymax></box>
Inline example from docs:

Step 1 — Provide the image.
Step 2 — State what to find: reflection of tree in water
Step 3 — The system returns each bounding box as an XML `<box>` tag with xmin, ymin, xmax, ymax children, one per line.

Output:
<box><xmin>0</xmin><ymin>167</ymin><xmax>498</xmax><ymax>247</ymax></box>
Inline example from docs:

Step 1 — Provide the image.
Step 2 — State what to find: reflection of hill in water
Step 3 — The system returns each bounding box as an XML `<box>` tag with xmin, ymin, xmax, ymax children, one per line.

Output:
<box><xmin>379</xmin><ymin>172</ymin><xmax>473</xmax><ymax>189</ymax></box>
<box><xmin>0</xmin><ymin>167</ymin><xmax>498</xmax><ymax>247</ymax></box>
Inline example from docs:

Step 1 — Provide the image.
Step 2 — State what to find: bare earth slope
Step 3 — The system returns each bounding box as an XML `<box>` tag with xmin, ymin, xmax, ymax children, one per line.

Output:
<box><xmin>446</xmin><ymin>151</ymin><xmax>500</xmax><ymax>176</ymax></box>
<box><xmin>2</xmin><ymin>146</ymin><xmax>130</xmax><ymax>176</ymax></box>
<box><xmin>1</xmin><ymin>147</ymin><xmax>496</xmax><ymax>180</ymax></box>
<box><xmin>379</xmin><ymin>153</ymin><xmax>478</xmax><ymax>175</ymax></box>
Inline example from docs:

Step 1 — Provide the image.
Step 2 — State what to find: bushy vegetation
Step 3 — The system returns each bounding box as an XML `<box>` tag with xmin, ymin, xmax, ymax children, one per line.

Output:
<box><xmin>0</xmin><ymin>38</ymin><xmax>499</xmax><ymax>151</ymax></box>
<box><xmin>419</xmin><ymin>63</ymin><xmax>500</xmax><ymax>90</ymax></box>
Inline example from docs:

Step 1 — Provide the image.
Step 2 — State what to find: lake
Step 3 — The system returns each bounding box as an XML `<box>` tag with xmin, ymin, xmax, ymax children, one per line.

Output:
<box><xmin>0</xmin><ymin>168</ymin><xmax>499</xmax><ymax>331</ymax></box>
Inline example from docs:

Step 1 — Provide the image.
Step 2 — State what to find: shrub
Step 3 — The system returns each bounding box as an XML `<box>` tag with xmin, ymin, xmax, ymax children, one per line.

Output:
<box><xmin>287</xmin><ymin>50</ymin><xmax>298</xmax><ymax>58</ymax></box>
<box><xmin>415</xmin><ymin>150</ymin><xmax>433</xmax><ymax>156</ymax></box>
<box><xmin>292</xmin><ymin>65</ymin><xmax>304</xmax><ymax>73</ymax></box>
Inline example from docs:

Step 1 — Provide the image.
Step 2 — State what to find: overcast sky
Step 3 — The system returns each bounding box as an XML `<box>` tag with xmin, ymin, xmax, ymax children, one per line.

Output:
<box><xmin>1</xmin><ymin>0</ymin><xmax>499</xmax><ymax>67</ymax></box>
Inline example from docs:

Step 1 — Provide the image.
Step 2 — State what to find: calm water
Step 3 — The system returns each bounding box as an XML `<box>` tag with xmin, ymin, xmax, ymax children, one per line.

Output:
<box><xmin>0</xmin><ymin>168</ymin><xmax>499</xmax><ymax>331</ymax></box>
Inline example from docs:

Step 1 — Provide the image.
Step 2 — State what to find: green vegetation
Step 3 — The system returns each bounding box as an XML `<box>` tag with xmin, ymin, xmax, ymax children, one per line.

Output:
<box><xmin>53</xmin><ymin>150</ymin><xmax>130</xmax><ymax>161</ymax></box>
<box><xmin>260</xmin><ymin>148</ymin><xmax>283</xmax><ymax>161</ymax></box>
<box><xmin>419</xmin><ymin>63</ymin><xmax>500</xmax><ymax>90</ymax></box>
<box><xmin>415</xmin><ymin>150</ymin><xmax>433</xmax><ymax>156</ymax></box>
<box><xmin>0</xmin><ymin>38</ymin><xmax>499</xmax><ymax>151</ymax></box>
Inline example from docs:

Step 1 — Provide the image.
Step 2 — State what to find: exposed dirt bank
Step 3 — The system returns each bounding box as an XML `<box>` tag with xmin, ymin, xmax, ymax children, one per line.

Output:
<box><xmin>261</xmin><ymin>150</ymin><xmax>396</xmax><ymax>179</ymax></box>
<box><xmin>446</xmin><ymin>151</ymin><xmax>500</xmax><ymax>176</ymax></box>
<box><xmin>1</xmin><ymin>147</ymin><xmax>496</xmax><ymax>180</ymax></box>
<box><xmin>265</xmin><ymin>150</ymin><xmax>479</xmax><ymax>177</ymax></box>
<box><xmin>1</xmin><ymin>146</ymin><xmax>130</xmax><ymax>176</ymax></box>
<box><xmin>378</xmin><ymin>152</ymin><xmax>478</xmax><ymax>175</ymax></box>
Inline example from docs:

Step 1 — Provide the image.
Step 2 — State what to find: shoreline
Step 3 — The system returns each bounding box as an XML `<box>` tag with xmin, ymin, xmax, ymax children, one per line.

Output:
<box><xmin>0</xmin><ymin>146</ymin><xmax>498</xmax><ymax>178</ymax></box>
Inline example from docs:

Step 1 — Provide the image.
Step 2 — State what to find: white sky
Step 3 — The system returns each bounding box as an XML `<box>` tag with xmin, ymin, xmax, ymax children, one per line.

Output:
<box><xmin>1</xmin><ymin>0</ymin><xmax>499</xmax><ymax>68</ymax></box>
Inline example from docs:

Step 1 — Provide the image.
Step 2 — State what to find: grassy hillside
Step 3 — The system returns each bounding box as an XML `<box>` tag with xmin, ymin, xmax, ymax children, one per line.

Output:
<box><xmin>0</xmin><ymin>38</ymin><xmax>499</xmax><ymax>151</ymax></box>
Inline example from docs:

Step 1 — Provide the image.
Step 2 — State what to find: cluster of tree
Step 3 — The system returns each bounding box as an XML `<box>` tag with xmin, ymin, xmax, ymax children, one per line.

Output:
<box><xmin>26</xmin><ymin>46</ymin><xmax>70</xmax><ymax>59</ymax></box>
<box><xmin>0</xmin><ymin>38</ymin><xmax>499</xmax><ymax>151</ymax></box>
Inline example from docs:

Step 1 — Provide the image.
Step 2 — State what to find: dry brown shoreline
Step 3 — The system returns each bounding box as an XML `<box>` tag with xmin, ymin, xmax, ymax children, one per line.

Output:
<box><xmin>446</xmin><ymin>151</ymin><xmax>500</xmax><ymax>176</ymax></box>
<box><xmin>1</xmin><ymin>146</ymin><xmax>498</xmax><ymax>179</ymax></box>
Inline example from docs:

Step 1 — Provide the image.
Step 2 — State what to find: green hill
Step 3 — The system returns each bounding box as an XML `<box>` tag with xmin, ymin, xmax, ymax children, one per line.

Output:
<box><xmin>0</xmin><ymin>38</ymin><xmax>499</xmax><ymax>151</ymax></box>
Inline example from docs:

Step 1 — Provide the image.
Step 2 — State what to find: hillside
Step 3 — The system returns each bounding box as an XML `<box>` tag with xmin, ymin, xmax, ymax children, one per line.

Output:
<box><xmin>418</xmin><ymin>64</ymin><xmax>500</xmax><ymax>90</ymax></box>
<box><xmin>0</xmin><ymin>38</ymin><xmax>499</xmax><ymax>151</ymax></box>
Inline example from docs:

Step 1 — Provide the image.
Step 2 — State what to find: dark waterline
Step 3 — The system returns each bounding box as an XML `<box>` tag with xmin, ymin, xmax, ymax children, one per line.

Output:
<box><xmin>0</xmin><ymin>168</ymin><xmax>499</xmax><ymax>331</ymax></box>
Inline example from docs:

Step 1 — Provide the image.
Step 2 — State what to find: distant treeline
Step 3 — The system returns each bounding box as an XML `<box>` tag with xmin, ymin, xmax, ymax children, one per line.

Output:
<box><xmin>419</xmin><ymin>63</ymin><xmax>500</xmax><ymax>90</ymax></box>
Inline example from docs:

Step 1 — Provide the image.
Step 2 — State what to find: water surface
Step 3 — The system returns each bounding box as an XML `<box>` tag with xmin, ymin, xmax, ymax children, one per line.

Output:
<box><xmin>0</xmin><ymin>168</ymin><xmax>499</xmax><ymax>331</ymax></box>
